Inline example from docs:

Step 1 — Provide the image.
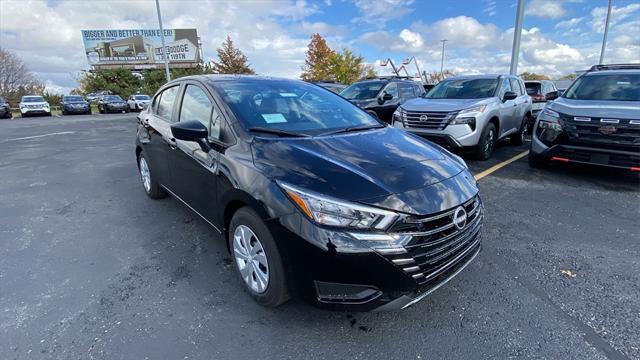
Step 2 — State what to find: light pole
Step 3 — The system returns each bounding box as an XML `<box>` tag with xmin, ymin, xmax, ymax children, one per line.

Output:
<box><xmin>155</xmin><ymin>0</ymin><xmax>171</xmax><ymax>82</ymax></box>
<box><xmin>440</xmin><ymin>40</ymin><xmax>447</xmax><ymax>79</ymax></box>
<box><xmin>509</xmin><ymin>0</ymin><xmax>525</xmax><ymax>75</ymax></box>
<box><xmin>599</xmin><ymin>0</ymin><xmax>613</xmax><ymax>64</ymax></box>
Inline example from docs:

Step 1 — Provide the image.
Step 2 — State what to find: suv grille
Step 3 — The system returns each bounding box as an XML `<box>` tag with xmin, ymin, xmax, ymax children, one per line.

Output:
<box><xmin>380</xmin><ymin>196</ymin><xmax>482</xmax><ymax>285</ymax></box>
<box><xmin>561</xmin><ymin>114</ymin><xmax>640</xmax><ymax>149</ymax></box>
<box><xmin>402</xmin><ymin>110</ymin><xmax>457</xmax><ymax>130</ymax></box>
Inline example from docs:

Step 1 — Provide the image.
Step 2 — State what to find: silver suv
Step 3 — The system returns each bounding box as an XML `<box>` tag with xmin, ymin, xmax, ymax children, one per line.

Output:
<box><xmin>529</xmin><ymin>64</ymin><xmax>640</xmax><ymax>170</ymax></box>
<box><xmin>393</xmin><ymin>75</ymin><xmax>532</xmax><ymax>160</ymax></box>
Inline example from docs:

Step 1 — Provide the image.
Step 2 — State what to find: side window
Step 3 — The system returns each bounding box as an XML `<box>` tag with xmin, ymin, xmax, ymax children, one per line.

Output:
<box><xmin>179</xmin><ymin>84</ymin><xmax>221</xmax><ymax>140</ymax></box>
<box><xmin>384</xmin><ymin>83</ymin><xmax>398</xmax><ymax>98</ymax></box>
<box><xmin>398</xmin><ymin>83</ymin><xmax>415</xmax><ymax>98</ymax></box>
<box><xmin>415</xmin><ymin>84</ymin><xmax>425</xmax><ymax>96</ymax></box>
<box><xmin>509</xmin><ymin>78</ymin><xmax>521</xmax><ymax>95</ymax></box>
<box><xmin>499</xmin><ymin>78</ymin><xmax>512</xmax><ymax>97</ymax></box>
<box><xmin>156</xmin><ymin>86</ymin><xmax>179</xmax><ymax>121</ymax></box>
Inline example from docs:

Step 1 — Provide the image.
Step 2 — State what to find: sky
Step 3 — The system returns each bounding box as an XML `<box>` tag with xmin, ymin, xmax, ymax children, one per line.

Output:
<box><xmin>1</xmin><ymin>0</ymin><xmax>639</xmax><ymax>94</ymax></box>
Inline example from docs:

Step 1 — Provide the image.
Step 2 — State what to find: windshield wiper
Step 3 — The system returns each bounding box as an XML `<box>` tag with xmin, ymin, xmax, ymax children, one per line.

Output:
<box><xmin>249</xmin><ymin>127</ymin><xmax>310</xmax><ymax>138</ymax></box>
<box><xmin>320</xmin><ymin>123</ymin><xmax>385</xmax><ymax>136</ymax></box>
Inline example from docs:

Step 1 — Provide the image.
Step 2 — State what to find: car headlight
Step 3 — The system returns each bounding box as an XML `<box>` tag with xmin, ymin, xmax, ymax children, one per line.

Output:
<box><xmin>537</xmin><ymin>108</ymin><xmax>562</xmax><ymax>131</ymax></box>
<box><xmin>392</xmin><ymin>108</ymin><xmax>404</xmax><ymax>124</ymax></box>
<box><xmin>279</xmin><ymin>182</ymin><xmax>398</xmax><ymax>230</ymax></box>
<box><xmin>451</xmin><ymin>105</ymin><xmax>485</xmax><ymax>127</ymax></box>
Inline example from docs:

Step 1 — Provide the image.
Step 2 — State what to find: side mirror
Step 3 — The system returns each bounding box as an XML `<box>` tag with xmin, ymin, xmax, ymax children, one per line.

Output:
<box><xmin>379</xmin><ymin>92</ymin><xmax>393</xmax><ymax>104</ymax></box>
<box><xmin>502</xmin><ymin>91</ymin><xmax>518</xmax><ymax>101</ymax></box>
<box><xmin>170</xmin><ymin>120</ymin><xmax>211</xmax><ymax>152</ymax></box>
<box><xmin>545</xmin><ymin>91</ymin><xmax>559</xmax><ymax>101</ymax></box>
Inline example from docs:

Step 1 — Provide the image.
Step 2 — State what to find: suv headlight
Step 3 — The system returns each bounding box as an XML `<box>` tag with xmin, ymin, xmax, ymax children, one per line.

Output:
<box><xmin>279</xmin><ymin>182</ymin><xmax>398</xmax><ymax>230</ymax></box>
<box><xmin>450</xmin><ymin>105</ymin><xmax>485</xmax><ymax>127</ymax></box>
<box><xmin>392</xmin><ymin>108</ymin><xmax>404</xmax><ymax>124</ymax></box>
<box><xmin>537</xmin><ymin>108</ymin><xmax>562</xmax><ymax>131</ymax></box>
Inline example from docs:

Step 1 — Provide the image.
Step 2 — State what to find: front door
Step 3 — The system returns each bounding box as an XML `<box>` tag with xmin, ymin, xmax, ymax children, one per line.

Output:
<box><xmin>167</xmin><ymin>83</ymin><xmax>221</xmax><ymax>223</ymax></box>
<box><xmin>497</xmin><ymin>78</ymin><xmax>517</xmax><ymax>136</ymax></box>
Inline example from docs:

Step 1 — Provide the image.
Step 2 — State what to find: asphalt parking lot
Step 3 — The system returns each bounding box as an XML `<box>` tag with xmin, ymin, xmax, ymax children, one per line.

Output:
<box><xmin>1</xmin><ymin>114</ymin><xmax>638</xmax><ymax>360</ymax></box>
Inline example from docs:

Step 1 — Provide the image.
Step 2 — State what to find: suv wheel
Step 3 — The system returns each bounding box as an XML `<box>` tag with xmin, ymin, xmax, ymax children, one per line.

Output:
<box><xmin>510</xmin><ymin>116</ymin><xmax>528</xmax><ymax>146</ymax></box>
<box><xmin>475</xmin><ymin>123</ymin><xmax>496</xmax><ymax>161</ymax></box>
<box><xmin>137</xmin><ymin>152</ymin><xmax>166</xmax><ymax>199</ymax></box>
<box><xmin>229</xmin><ymin>207</ymin><xmax>289</xmax><ymax>307</ymax></box>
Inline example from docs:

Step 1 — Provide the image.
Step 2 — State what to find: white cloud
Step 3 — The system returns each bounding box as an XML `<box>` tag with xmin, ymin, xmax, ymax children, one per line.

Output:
<box><xmin>555</xmin><ymin>17</ymin><xmax>584</xmax><ymax>29</ymax></box>
<box><xmin>353</xmin><ymin>0</ymin><xmax>415</xmax><ymax>25</ymax></box>
<box><xmin>590</xmin><ymin>3</ymin><xmax>640</xmax><ymax>32</ymax></box>
<box><xmin>526</xmin><ymin>0</ymin><xmax>568</xmax><ymax>19</ymax></box>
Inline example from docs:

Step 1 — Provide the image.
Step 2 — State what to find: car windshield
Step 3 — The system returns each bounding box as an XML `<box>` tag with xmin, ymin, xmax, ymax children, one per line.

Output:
<box><xmin>104</xmin><ymin>95</ymin><xmax>123</xmax><ymax>101</ymax></box>
<box><xmin>563</xmin><ymin>74</ymin><xmax>640</xmax><ymax>101</ymax></box>
<box><xmin>135</xmin><ymin>95</ymin><xmax>150</xmax><ymax>100</ymax></box>
<box><xmin>22</xmin><ymin>96</ymin><xmax>45</xmax><ymax>103</ymax></box>
<box><xmin>525</xmin><ymin>83</ymin><xmax>542</xmax><ymax>95</ymax></box>
<box><xmin>425</xmin><ymin>78</ymin><xmax>498</xmax><ymax>99</ymax></box>
<box><xmin>339</xmin><ymin>81</ymin><xmax>386</xmax><ymax>100</ymax></box>
<box><xmin>213</xmin><ymin>79</ymin><xmax>378</xmax><ymax>135</ymax></box>
<box><xmin>64</xmin><ymin>96</ymin><xmax>84</xmax><ymax>102</ymax></box>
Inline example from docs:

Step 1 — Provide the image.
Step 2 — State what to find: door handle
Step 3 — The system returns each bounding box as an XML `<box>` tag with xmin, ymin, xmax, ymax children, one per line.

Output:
<box><xmin>168</xmin><ymin>138</ymin><xmax>177</xmax><ymax>150</ymax></box>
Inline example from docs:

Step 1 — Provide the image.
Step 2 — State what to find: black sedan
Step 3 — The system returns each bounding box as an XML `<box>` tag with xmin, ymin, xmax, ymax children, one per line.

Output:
<box><xmin>135</xmin><ymin>75</ymin><xmax>482</xmax><ymax>311</ymax></box>
<box><xmin>97</xmin><ymin>95</ymin><xmax>129</xmax><ymax>114</ymax></box>
<box><xmin>61</xmin><ymin>95</ymin><xmax>91</xmax><ymax>115</ymax></box>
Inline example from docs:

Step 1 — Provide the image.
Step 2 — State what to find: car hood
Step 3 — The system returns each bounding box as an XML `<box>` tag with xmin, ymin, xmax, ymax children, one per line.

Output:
<box><xmin>65</xmin><ymin>101</ymin><xmax>88</xmax><ymax>104</ymax></box>
<box><xmin>251</xmin><ymin>126</ymin><xmax>476</xmax><ymax>215</ymax></box>
<box><xmin>20</xmin><ymin>102</ymin><xmax>48</xmax><ymax>106</ymax></box>
<box><xmin>400</xmin><ymin>98</ymin><xmax>494</xmax><ymax>112</ymax></box>
<box><xmin>550</xmin><ymin>97</ymin><xmax>640</xmax><ymax>118</ymax></box>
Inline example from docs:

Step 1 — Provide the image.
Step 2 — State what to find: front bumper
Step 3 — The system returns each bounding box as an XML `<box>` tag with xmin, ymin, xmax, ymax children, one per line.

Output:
<box><xmin>64</xmin><ymin>105</ymin><xmax>90</xmax><ymax>114</ymax></box>
<box><xmin>105</xmin><ymin>104</ymin><xmax>128</xmax><ymax>112</ymax></box>
<box><xmin>531</xmin><ymin>129</ymin><xmax>640</xmax><ymax>170</ymax></box>
<box><xmin>393</xmin><ymin>121</ymin><xmax>481</xmax><ymax>149</ymax></box>
<box><xmin>273</xmin><ymin>195</ymin><xmax>483</xmax><ymax>311</ymax></box>
<box><xmin>21</xmin><ymin>108</ymin><xmax>50</xmax><ymax>115</ymax></box>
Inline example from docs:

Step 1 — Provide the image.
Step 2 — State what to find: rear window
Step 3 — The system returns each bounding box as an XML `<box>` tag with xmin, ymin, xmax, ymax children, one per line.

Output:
<box><xmin>525</xmin><ymin>83</ymin><xmax>542</xmax><ymax>95</ymax></box>
<box><xmin>564</xmin><ymin>74</ymin><xmax>640</xmax><ymax>101</ymax></box>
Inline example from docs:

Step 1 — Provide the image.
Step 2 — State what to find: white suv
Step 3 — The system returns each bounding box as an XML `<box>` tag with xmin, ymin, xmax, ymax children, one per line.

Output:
<box><xmin>127</xmin><ymin>94</ymin><xmax>151</xmax><ymax>111</ymax></box>
<box><xmin>19</xmin><ymin>96</ymin><xmax>51</xmax><ymax>117</ymax></box>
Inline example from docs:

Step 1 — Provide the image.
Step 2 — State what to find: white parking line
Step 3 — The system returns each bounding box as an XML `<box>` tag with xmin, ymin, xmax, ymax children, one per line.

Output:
<box><xmin>2</xmin><ymin>131</ymin><xmax>76</xmax><ymax>142</ymax></box>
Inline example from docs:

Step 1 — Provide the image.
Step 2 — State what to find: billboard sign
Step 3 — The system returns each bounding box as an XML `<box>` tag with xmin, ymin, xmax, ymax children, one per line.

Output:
<box><xmin>81</xmin><ymin>29</ymin><xmax>200</xmax><ymax>69</ymax></box>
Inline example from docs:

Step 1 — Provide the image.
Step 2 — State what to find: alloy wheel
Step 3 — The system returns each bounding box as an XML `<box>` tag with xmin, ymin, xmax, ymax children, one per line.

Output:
<box><xmin>233</xmin><ymin>224</ymin><xmax>269</xmax><ymax>294</ymax></box>
<box><xmin>485</xmin><ymin>129</ymin><xmax>495</xmax><ymax>156</ymax></box>
<box><xmin>139</xmin><ymin>157</ymin><xmax>151</xmax><ymax>193</ymax></box>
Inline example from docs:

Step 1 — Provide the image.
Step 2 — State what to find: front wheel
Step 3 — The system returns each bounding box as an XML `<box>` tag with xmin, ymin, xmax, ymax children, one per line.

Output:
<box><xmin>137</xmin><ymin>152</ymin><xmax>167</xmax><ymax>199</ymax></box>
<box><xmin>510</xmin><ymin>116</ymin><xmax>528</xmax><ymax>146</ymax></box>
<box><xmin>475</xmin><ymin>123</ymin><xmax>497</xmax><ymax>161</ymax></box>
<box><xmin>229</xmin><ymin>207</ymin><xmax>289</xmax><ymax>307</ymax></box>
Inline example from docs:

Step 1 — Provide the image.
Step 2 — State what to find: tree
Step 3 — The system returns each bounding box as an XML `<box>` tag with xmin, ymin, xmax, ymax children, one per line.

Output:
<box><xmin>519</xmin><ymin>72</ymin><xmax>549</xmax><ymax>80</ymax></box>
<box><xmin>424</xmin><ymin>70</ymin><xmax>455</xmax><ymax>83</ymax></box>
<box><xmin>0</xmin><ymin>47</ymin><xmax>44</xmax><ymax>105</ymax></box>
<box><xmin>42</xmin><ymin>91</ymin><xmax>63</xmax><ymax>107</ymax></box>
<box><xmin>76</xmin><ymin>68</ymin><xmax>142</xmax><ymax>99</ymax></box>
<box><xmin>328</xmin><ymin>48</ymin><xmax>372</xmax><ymax>85</ymax></box>
<box><xmin>362</xmin><ymin>64</ymin><xmax>377</xmax><ymax>79</ymax></box>
<box><xmin>211</xmin><ymin>35</ymin><xmax>255</xmax><ymax>74</ymax></box>
<box><xmin>558</xmin><ymin>73</ymin><xmax>577</xmax><ymax>80</ymax></box>
<box><xmin>300</xmin><ymin>34</ymin><xmax>335</xmax><ymax>81</ymax></box>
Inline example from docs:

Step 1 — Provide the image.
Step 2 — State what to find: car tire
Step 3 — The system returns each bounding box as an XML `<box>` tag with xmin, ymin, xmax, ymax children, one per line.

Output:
<box><xmin>229</xmin><ymin>207</ymin><xmax>290</xmax><ymax>308</ymax></box>
<box><xmin>137</xmin><ymin>152</ymin><xmax>167</xmax><ymax>199</ymax></box>
<box><xmin>62</xmin><ymin>109</ymin><xmax>66</xmax><ymax>116</ymax></box>
<box><xmin>99</xmin><ymin>106</ymin><xmax>104</xmax><ymax>114</ymax></box>
<box><xmin>367</xmin><ymin>110</ymin><xmax>379</xmax><ymax>119</ymax></box>
<box><xmin>510</xmin><ymin>116</ymin><xmax>528</xmax><ymax>146</ymax></box>
<box><xmin>21</xmin><ymin>112</ymin><xmax>27</xmax><ymax>118</ymax></box>
<box><xmin>475</xmin><ymin>123</ymin><xmax>497</xmax><ymax>161</ymax></box>
<box><xmin>46</xmin><ymin>112</ymin><xmax>51</xmax><ymax>117</ymax></box>
<box><xmin>528</xmin><ymin>150</ymin><xmax>547</xmax><ymax>168</ymax></box>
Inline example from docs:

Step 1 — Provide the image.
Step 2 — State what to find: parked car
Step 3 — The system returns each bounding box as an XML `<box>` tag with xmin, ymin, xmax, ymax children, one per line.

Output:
<box><xmin>525</xmin><ymin>80</ymin><xmax>558</xmax><ymax>121</ymax></box>
<box><xmin>127</xmin><ymin>94</ymin><xmax>151</xmax><ymax>111</ymax></box>
<box><xmin>97</xmin><ymin>95</ymin><xmax>129</xmax><ymax>114</ymax></box>
<box><xmin>312</xmin><ymin>81</ymin><xmax>347</xmax><ymax>94</ymax></box>
<box><xmin>19</xmin><ymin>95</ymin><xmax>51</xmax><ymax>117</ymax></box>
<box><xmin>339</xmin><ymin>77</ymin><xmax>425</xmax><ymax>122</ymax></box>
<box><xmin>136</xmin><ymin>75</ymin><xmax>482</xmax><ymax>311</ymax></box>
<box><xmin>0</xmin><ymin>96</ymin><xmax>12</xmax><ymax>119</ymax></box>
<box><xmin>529</xmin><ymin>64</ymin><xmax>640</xmax><ymax>171</ymax></box>
<box><xmin>61</xmin><ymin>95</ymin><xmax>91</xmax><ymax>115</ymax></box>
<box><xmin>392</xmin><ymin>74</ymin><xmax>532</xmax><ymax>160</ymax></box>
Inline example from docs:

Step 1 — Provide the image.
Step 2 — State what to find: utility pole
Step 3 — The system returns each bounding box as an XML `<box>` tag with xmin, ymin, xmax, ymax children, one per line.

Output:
<box><xmin>440</xmin><ymin>40</ymin><xmax>447</xmax><ymax>79</ymax></box>
<box><xmin>599</xmin><ymin>0</ymin><xmax>613</xmax><ymax>64</ymax></box>
<box><xmin>509</xmin><ymin>0</ymin><xmax>525</xmax><ymax>75</ymax></box>
<box><xmin>155</xmin><ymin>0</ymin><xmax>171</xmax><ymax>82</ymax></box>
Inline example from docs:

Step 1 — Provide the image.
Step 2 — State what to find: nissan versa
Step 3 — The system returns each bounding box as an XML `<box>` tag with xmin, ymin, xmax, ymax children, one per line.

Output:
<box><xmin>135</xmin><ymin>75</ymin><xmax>483</xmax><ymax>311</ymax></box>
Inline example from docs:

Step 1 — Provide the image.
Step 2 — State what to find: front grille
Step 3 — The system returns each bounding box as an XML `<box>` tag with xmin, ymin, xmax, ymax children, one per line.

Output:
<box><xmin>381</xmin><ymin>196</ymin><xmax>482</xmax><ymax>285</ymax></box>
<box><xmin>561</xmin><ymin>114</ymin><xmax>640</xmax><ymax>149</ymax></box>
<box><xmin>403</xmin><ymin>110</ymin><xmax>457</xmax><ymax>130</ymax></box>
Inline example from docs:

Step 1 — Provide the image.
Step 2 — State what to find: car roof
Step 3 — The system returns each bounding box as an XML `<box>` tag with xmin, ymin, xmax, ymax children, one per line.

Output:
<box><xmin>446</xmin><ymin>74</ymin><xmax>508</xmax><ymax>80</ymax></box>
<box><xmin>583</xmin><ymin>69</ymin><xmax>639</xmax><ymax>76</ymax></box>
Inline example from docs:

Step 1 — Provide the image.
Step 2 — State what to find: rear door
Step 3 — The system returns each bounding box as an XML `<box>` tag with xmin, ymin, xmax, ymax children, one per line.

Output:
<box><xmin>142</xmin><ymin>84</ymin><xmax>181</xmax><ymax>190</ymax></box>
<box><xmin>510</xmin><ymin>77</ymin><xmax>528</xmax><ymax>129</ymax></box>
<box><xmin>167</xmin><ymin>81</ymin><xmax>222</xmax><ymax>222</ymax></box>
